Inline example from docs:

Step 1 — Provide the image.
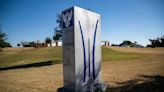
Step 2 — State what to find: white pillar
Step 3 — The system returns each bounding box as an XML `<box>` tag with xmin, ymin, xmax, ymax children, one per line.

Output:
<box><xmin>61</xmin><ymin>6</ymin><xmax>105</xmax><ymax>92</ymax></box>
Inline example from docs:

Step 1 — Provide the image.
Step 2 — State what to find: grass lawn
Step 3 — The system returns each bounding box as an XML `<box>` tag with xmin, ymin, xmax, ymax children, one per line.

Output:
<box><xmin>102</xmin><ymin>47</ymin><xmax>145</xmax><ymax>61</ymax></box>
<box><xmin>0</xmin><ymin>46</ymin><xmax>145</xmax><ymax>68</ymax></box>
<box><xmin>0</xmin><ymin>47</ymin><xmax>62</xmax><ymax>68</ymax></box>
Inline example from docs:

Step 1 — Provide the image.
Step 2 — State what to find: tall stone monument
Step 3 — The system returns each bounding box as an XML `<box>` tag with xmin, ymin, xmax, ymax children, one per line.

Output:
<box><xmin>59</xmin><ymin>6</ymin><xmax>106</xmax><ymax>92</ymax></box>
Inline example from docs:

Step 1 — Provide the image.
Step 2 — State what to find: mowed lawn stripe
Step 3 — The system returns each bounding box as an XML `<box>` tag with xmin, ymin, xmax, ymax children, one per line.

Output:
<box><xmin>102</xmin><ymin>47</ymin><xmax>145</xmax><ymax>61</ymax></box>
<box><xmin>0</xmin><ymin>47</ymin><xmax>145</xmax><ymax>68</ymax></box>
<box><xmin>0</xmin><ymin>47</ymin><xmax>62</xmax><ymax>68</ymax></box>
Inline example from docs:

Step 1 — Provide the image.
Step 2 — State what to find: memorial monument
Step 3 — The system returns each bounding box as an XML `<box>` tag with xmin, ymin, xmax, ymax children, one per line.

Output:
<box><xmin>58</xmin><ymin>6</ymin><xmax>106</xmax><ymax>92</ymax></box>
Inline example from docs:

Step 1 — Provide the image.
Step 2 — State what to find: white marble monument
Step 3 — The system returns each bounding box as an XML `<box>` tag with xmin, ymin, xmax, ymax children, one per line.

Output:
<box><xmin>59</xmin><ymin>6</ymin><xmax>106</xmax><ymax>92</ymax></box>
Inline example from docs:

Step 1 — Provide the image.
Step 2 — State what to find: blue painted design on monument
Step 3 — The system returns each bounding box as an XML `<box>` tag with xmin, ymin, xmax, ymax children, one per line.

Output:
<box><xmin>78</xmin><ymin>20</ymin><xmax>99</xmax><ymax>82</ymax></box>
<box><xmin>78</xmin><ymin>21</ymin><xmax>87</xmax><ymax>82</ymax></box>
<box><xmin>92</xmin><ymin>20</ymin><xmax>99</xmax><ymax>80</ymax></box>
<box><xmin>88</xmin><ymin>38</ymin><xmax>90</xmax><ymax>77</ymax></box>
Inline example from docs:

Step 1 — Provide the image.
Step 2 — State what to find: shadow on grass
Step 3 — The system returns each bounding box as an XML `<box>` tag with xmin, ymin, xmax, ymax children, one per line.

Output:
<box><xmin>0</xmin><ymin>60</ymin><xmax>62</xmax><ymax>71</ymax></box>
<box><xmin>106</xmin><ymin>75</ymin><xmax>164</xmax><ymax>92</ymax></box>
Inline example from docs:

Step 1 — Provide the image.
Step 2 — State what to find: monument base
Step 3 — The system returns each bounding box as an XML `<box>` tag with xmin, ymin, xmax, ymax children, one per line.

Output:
<box><xmin>57</xmin><ymin>87</ymin><xmax>72</xmax><ymax>92</ymax></box>
<box><xmin>57</xmin><ymin>82</ymin><xmax>107</xmax><ymax>92</ymax></box>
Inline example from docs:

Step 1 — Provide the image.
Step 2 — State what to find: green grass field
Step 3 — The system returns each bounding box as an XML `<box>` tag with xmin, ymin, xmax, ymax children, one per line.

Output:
<box><xmin>0</xmin><ymin>47</ymin><xmax>163</xmax><ymax>92</ymax></box>
<box><xmin>102</xmin><ymin>47</ymin><xmax>145</xmax><ymax>61</ymax></box>
<box><xmin>0</xmin><ymin>47</ymin><xmax>145</xmax><ymax>68</ymax></box>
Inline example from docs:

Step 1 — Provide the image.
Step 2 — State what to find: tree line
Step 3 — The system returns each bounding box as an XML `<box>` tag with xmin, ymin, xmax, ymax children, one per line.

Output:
<box><xmin>111</xmin><ymin>40</ymin><xmax>143</xmax><ymax>48</ymax></box>
<box><xmin>18</xmin><ymin>36</ymin><xmax>59</xmax><ymax>47</ymax></box>
<box><xmin>147</xmin><ymin>35</ymin><xmax>164</xmax><ymax>47</ymax></box>
<box><xmin>1</xmin><ymin>29</ymin><xmax>164</xmax><ymax>48</ymax></box>
<box><xmin>0</xmin><ymin>30</ymin><xmax>12</xmax><ymax>48</ymax></box>
<box><xmin>111</xmin><ymin>35</ymin><xmax>164</xmax><ymax>48</ymax></box>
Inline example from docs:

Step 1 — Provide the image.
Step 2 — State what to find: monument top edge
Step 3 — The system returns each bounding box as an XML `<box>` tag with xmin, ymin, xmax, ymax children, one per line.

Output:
<box><xmin>62</xmin><ymin>6</ymin><xmax>101</xmax><ymax>16</ymax></box>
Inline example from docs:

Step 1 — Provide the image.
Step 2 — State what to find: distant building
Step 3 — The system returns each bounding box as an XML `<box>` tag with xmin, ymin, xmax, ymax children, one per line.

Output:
<box><xmin>101</xmin><ymin>41</ymin><xmax>110</xmax><ymax>46</ymax></box>
<box><xmin>35</xmin><ymin>43</ymin><xmax>47</xmax><ymax>48</ymax></box>
<box><xmin>47</xmin><ymin>41</ymin><xmax>62</xmax><ymax>47</ymax></box>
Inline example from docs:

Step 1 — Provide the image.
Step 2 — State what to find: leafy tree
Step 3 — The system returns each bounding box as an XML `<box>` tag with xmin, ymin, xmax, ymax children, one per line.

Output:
<box><xmin>111</xmin><ymin>44</ymin><xmax>119</xmax><ymax>46</ymax></box>
<box><xmin>20</xmin><ymin>41</ymin><xmax>36</xmax><ymax>47</ymax></box>
<box><xmin>45</xmin><ymin>37</ymin><xmax>52</xmax><ymax>46</ymax></box>
<box><xmin>4</xmin><ymin>42</ymin><xmax>12</xmax><ymax>47</ymax></box>
<box><xmin>0</xmin><ymin>29</ymin><xmax>12</xmax><ymax>48</ymax></box>
<box><xmin>17</xmin><ymin>43</ymin><xmax>20</xmax><ymax>47</ymax></box>
<box><xmin>147</xmin><ymin>35</ymin><xmax>164</xmax><ymax>47</ymax></box>
<box><xmin>21</xmin><ymin>41</ymin><xmax>27</xmax><ymax>47</ymax></box>
<box><xmin>0</xmin><ymin>31</ymin><xmax>7</xmax><ymax>47</ymax></box>
<box><xmin>53</xmin><ymin>29</ymin><xmax>62</xmax><ymax>42</ymax></box>
<box><xmin>119</xmin><ymin>40</ymin><xmax>143</xmax><ymax>47</ymax></box>
<box><xmin>28</xmin><ymin>41</ymin><xmax>35</xmax><ymax>47</ymax></box>
<box><xmin>53</xmin><ymin>14</ymin><xmax>62</xmax><ymax>42</ymax></box>
<box><xmin>161</xmin><ymin>35</ymin><xmax>164</xmax><ymax>46</ymax></box>
<box><xmin>119</xmin><ymin>40</ymin><xmax>133</xmax><ymax>47</ymax></box>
